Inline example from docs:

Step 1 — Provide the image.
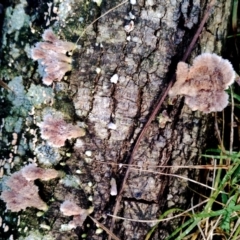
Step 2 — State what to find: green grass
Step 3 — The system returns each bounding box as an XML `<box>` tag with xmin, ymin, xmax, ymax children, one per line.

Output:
<box><xmin>145</xmin><ymin>72</ymin><xmax>240</xmax><ymax>239</ymax></box>
<box><xmin>145</xmin><ymin>83</ymin><xmax>240</xmax><ymax>239</ymax></box>
<box><xmin>144</xmin><ymin>2</ymin><xmax>240</xmax><ymax>239</ymax></box>
<box><xmin>146</xmin><ymin>2</ymin><xmax>240</xmax><ymax>238</ymax></box>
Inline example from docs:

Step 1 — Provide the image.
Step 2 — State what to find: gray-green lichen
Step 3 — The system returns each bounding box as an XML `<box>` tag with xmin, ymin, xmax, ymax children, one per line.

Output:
<box><xmin>3</xmin><ymin>0</ymin><xmax>29</xmax><ymax>37</ymax></box>
<box><xmin>60</xmin><ymin>175</ymin><xmax>80</xmax><ymax>188</ymax></box>
<box><xmin>54</xmin><ymin>0</ymin><xmax>76</xmax><ymax>24</ymax></box>
<box><xmin>0</xmin><ymin>0</ymin><xmax>91</xmax><ymax>239</ymax></box>
<box><xmin>35</xmin><ymin>144</ymin><xmax>62</xmax><ymax>166</ymax></box>
<box><xmin>26</xmin><ymin>83</ymin><xmax>54</xmax><ymax>108</ymax></box>
<box><xmin>19</xmin><ymin>230</ymin><xmax>54</xmax><ymax>240</ymax></box>
<box><xmin>9</xmin><ymin>43</ymin><xmax>21</xmax><ymax>59</ymax></box>
<box><xmin>7</xmin><ymin>77</ymin><xmax>55</xmax><ymax>117</ymax></box>
<box><xmin>0</xmin><ymin>0</ymin><xmax>36</xmax><ymax>81</ymax></box>
<box><xmin>7</xmin><ymin>76</ymin><xmax>31</xmax><ymax>116</ymax></box>
<box><xmin>4</xmin><ymin>116</ymin><xmax>23</xmax><ymax>133</ymax></box>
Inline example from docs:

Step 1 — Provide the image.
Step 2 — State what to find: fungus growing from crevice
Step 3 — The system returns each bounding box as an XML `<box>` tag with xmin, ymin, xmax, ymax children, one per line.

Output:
<box><xmin>169</xmin><ymin>53</ymin><xmax>235</xmax><ymax>113</ymax></box>
<box><xmin>31</xmin><ymin>28</ymin><xmax>76</xmax><ymax>85</ymax></box>
<box><xmin>0</xmin><ymin>164</ymin><xmax>59</xmax><ymax>212</ymax></box>
<box><xmin>38</xmin><ymin>113</ymin><xmax>85</xmax><ymax>148</ymax></box>
<box><xmin>60</xmin><ymin>200</ymin><xmax>93</xmax><ymax>229</ymax></box>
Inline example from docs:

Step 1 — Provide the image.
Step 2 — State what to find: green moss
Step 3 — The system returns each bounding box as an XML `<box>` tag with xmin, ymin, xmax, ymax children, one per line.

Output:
<box><xmin>54</xmin><ymin>0</ymin><xmax>96</xmax><ymax>42</ymax></box>
<box><xmin>0</xmin><ymin>96</ymin><xmax>12</xmax><ymax>118</ymax></box>
<box><xmin>53</xmin><ymin>95</ymin><xmax>75</xmax><ymax>120</ymax></box>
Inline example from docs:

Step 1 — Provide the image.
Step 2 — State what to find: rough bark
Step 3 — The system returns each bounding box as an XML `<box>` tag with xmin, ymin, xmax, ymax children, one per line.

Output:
<box><xmin>0</xmin><ymin>0</ymin><xmax>232</xmax><ymax>239</ymax></box>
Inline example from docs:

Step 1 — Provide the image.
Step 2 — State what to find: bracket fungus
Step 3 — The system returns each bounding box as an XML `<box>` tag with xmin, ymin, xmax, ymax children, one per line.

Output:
<box><xmin>31</xmin><ymin>29</ymin><xmax>76</xmax><ymax>85</ymax></box>
<box><xmin>169</xmin><ymin>53</ymin><xmax>235</xmax><ymax>113</ymax></box>
<box><xmin>38</xmin><ymin>113</ymin><xmax>85</xmax><ymax>148</ymax></box>
<box><xmin>0</xmin><ymin>164</ymin><xmax>59</xmax><ymax>212</ymax></box>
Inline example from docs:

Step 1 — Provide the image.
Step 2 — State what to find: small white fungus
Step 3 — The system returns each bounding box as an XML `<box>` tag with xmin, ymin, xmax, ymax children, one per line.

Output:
<box><xmin>76</xmin><ymin>169</ymin><xmax>82</xmax><ymax>174</ymax></box>
<box><xmin>110</xmin><ymin>178</ymin><xmax>117</xmax><ymax>196</ymax></box>
<box><xmin>4</xmin><ymin>225</ymin><xmax>9</xmax><ymax>232</ymax></box>
<box><xmin>93</xmin><ymin>0</ymin><xmax>102</xmax><ymax>6</ymax></box>
<box><xmin>110</xmin><ymin>74</ymin><xmax>119</xmax><ymax>84</ymax></box>
<box><xmin>96</xmin><ymin>68</ymin><xmax>101</xmax><ymax>74</ymax></box>
<box><xmin>124</xmin><ymin>21</ymin><xmax>134</xmax><ymax>33</ymax></box>
<box><xmin>0</xmin><ymin>167</ymin><xmax>3</xmax><ymax>178</ymax></box>
<box><xmin>88</xmin><ymin>196</ymin><xmax>93</xmax><ymax>201</ymax></box>
<box><xmin>85</xmin><ymin>151</ymin><xmax>92</xmax><ymax>157</ymax></box>
<box><xmin>88</xmin><ymin>182</ymin><xmax>93</xmax><ymax>187</ymax></box>
<box><xmin>129</xmin><ymin>12</ymin><xmax>136</xmax><ymax>19</ymax></box>
<box><xmin>107</xmin><ymin>122</ymin><xmax>117</xmax><ymax>130</ymax></box>
<box><xmin>96</xmin><ymin>228</ymin><xmax>103</xmax><ymax>234</ymax></box>
<box><xmin>40</xmin><ymin>224</ymin><xmax>51</xmax><ymax>230</ymax></box>
<box><xmin>126</xmin><ymin>36</ymin><xmax>131</xmax><ymax>41</ymax></box>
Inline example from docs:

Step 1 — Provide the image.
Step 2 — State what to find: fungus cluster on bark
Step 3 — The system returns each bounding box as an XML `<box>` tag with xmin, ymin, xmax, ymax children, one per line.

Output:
<box><xmin>0</xmin><ymin>164</ymin><xmax>59</xmax><ymax>212</ymax></box>
<box><xmin>22</xmin><ymin>164</ymin><xmax>59</xmax><ymax>181</ymax></box>
<box><xmin>37</xmin><ymin>113</ymin><xmax>85</xmax><ymax>148</ymax></box>
<box><xmin>169</xmin><ymin>53</ymin><xmax>235</xmax><ymax>113</ymax></box>
<box><xmin>31</xmin><ymin>29</ymin><xmax>76</xmax><ymax>85</ymax></box>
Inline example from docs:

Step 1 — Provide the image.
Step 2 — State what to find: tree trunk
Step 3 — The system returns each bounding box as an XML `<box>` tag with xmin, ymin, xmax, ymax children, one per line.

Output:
<box><xmin>0</xmin><ymin>0</ymin><xmax>232</xmax><ymax>239</ymax></box>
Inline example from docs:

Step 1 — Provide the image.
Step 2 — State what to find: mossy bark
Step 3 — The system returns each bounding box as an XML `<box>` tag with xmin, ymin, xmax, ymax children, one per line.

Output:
<box><xmin>0</xmin><ymin>0</ymin><xmax>232</xmax><ymax>239</ymax></box>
